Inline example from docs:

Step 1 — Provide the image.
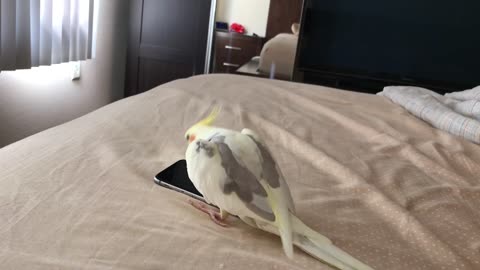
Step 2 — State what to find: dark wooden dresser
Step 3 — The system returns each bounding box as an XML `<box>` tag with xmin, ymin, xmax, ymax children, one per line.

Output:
<box><xmin>212</xmin><ymin>31</ymin><xmax>263</xmax><ymax>74</ymax></box>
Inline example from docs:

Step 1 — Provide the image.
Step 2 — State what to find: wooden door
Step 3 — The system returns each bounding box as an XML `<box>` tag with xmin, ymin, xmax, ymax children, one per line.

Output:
<box><xmin>266</xmin><ymin>0</ymin><xmax>303</xmax><ymax>40</ymax></box>
<box><xmin>125</xmin><ymin>0</ymin><xmax>212</xmax><ymax>96</ymax></box>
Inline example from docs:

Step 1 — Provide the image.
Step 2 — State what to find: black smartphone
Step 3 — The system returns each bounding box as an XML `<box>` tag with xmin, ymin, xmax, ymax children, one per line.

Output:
<box><xmin>154</xmin><ymin>160</ymin><xmax>206</xmax><ymax>203</ymax></box>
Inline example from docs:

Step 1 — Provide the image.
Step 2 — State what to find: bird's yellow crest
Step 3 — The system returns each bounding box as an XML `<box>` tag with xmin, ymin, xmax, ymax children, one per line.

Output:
<box><xmin>185</xmin><ymin>106</ymin><xmax>221</xmax><ymax>142</ymax></box>
<box><xmin>195</xmin><ymin>106</ymin><xmax>221</xmax><ymax>127</ymax></box>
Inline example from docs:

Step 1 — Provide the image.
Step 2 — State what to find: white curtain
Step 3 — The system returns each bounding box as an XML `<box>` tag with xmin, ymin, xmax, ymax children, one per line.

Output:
<box><xmin>0</xmin><ymin>0</ymin><xmax>95</xmax><ymax>71</ymax></box>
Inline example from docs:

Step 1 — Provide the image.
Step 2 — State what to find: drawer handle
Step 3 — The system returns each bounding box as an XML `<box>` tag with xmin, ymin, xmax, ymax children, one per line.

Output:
<box><xmin>223</xmin><ymin>62</ymin><xmax>240</xmax><ymax>67</ymax></box>
<box><xmin>225</xmin><ymin>45</ymin><xmax>242</xmax><ymax>51</ymax></box>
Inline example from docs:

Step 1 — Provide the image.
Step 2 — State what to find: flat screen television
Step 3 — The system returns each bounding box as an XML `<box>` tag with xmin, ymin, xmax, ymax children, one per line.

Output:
<box><xmin>296</xmin><ymin>0</ymin><xmax>480</xmax><ymax>93</ymax></box>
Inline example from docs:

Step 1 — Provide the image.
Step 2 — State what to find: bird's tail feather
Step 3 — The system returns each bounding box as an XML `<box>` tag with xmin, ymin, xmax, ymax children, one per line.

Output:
<box><xmin>291</xmin><ymin>214</ymin><xmax>375</xmax><ymax>270</ymax></box>
<box><xmin>244</xmin><ymin>215</ymin><xmax>374</xmax><ymax>269</ymax></box>
<box><xmin>277</xmin><ymin>205</ymin><xmax>293</xmax><ymax>258</ymax></box>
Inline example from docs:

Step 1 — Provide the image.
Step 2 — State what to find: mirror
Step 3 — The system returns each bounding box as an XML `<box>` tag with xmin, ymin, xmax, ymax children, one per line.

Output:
<box><xmin>209</xmin><ymin>0</ymin><xmax>303</xmax><ymax>81</ymax></box>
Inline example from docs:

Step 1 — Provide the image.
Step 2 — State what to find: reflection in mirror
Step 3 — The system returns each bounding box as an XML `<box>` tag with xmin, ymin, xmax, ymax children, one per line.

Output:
<box><xmin>210</xmin><ymin>0</ymin><xmax>303</xmax><ymax>81</ymax></box>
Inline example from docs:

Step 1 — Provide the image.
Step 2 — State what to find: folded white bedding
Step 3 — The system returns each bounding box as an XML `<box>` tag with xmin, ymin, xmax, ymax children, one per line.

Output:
<box><xmin>258</xmin><ymin>34</ymin><xmax>298</xmax><ymax>80</ymax></box>
<box><xmin>379</xmin><ymin>85</ymin><xmax>480</xmax><ymax>144</ymax></box>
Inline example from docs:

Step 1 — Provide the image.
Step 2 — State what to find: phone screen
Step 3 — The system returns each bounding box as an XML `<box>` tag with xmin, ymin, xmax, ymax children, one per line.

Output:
<box><xmin>154</xmin><ymin>160</ymin><xmax>204</xmax><ymax>200</ymax></box>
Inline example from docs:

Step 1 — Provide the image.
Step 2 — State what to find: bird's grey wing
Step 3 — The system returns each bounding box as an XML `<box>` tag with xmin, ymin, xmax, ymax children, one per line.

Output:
<box><xmin>209</xmin><ymin>135</ymin><xmax>275</xmax><ymax>222</ymax></box>
<box><xmin>241</xmin><ymin>129</ymin><xmax>296</xmax><ymax>212</ymax></box>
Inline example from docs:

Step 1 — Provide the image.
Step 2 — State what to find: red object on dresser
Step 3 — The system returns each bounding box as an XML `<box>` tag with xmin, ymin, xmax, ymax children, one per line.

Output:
<box><xmin>230</xmin><ymin>23</ymin><xmax>245</xmax><ymax>34</ymax></box>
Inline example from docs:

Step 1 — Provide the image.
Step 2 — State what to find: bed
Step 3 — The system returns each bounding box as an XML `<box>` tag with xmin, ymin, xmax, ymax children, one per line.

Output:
<box><xmin>1</xmin><ymin>74</ymin><xmax>479</xmax><ymax>269</ymax></box>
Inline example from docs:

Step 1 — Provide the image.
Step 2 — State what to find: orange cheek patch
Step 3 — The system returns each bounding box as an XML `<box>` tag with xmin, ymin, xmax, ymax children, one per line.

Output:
<box><xmin>189</xmin><ymin>134</ymin><xmax>196</xmax><ymax>143</ymax></box>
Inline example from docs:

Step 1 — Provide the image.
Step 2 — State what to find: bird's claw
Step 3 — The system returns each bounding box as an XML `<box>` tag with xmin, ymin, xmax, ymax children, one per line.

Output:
<box><xmin>188</xmin><ymin>199</ymin><xmax>228</xmax><ymax>227</ymax></box>
<box><xmin>208</xmin><ymin>210</ymin><xmax>228</xmax><ymax>227</ymax></box>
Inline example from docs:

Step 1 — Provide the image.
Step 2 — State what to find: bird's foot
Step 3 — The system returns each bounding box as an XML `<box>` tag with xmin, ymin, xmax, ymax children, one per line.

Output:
<box><xmin>188</xmin><ymin>199</ymin><xmax>228</xmax><ymax>227</ymax></box>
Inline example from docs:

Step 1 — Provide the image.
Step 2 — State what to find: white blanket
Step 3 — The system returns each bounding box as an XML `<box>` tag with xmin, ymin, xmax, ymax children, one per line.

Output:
<box><xmin>379</xmin><ymin>85</ymin><xmax>480</xmax><ymax>144</ymax></box>
<box><xmin>258</xmin><ymin>34</ymin><xmax>298</xmax><ymax>80</ymax></box>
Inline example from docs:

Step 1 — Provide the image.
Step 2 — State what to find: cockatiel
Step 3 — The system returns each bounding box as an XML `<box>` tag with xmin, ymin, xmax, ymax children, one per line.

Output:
<box><xmin>184</xmin><ymin>107</ymin><xmax>374</xmax><ymax>270</ymax></box>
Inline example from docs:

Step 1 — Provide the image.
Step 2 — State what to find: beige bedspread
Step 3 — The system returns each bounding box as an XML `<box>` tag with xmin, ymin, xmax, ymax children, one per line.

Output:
<box><xmin>1</xmin><ymin>74</ymin><xmax>479</xmax><ymax>270</ymax></box>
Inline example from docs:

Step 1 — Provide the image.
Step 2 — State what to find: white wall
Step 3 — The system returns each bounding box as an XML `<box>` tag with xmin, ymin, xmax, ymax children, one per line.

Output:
<box><xmin>216</xmin><ymin>0</ymin><xmax>270</xmax><ymax>37</ymax></box>
<box><xmin>0</xmin><ymin>1</ymin><xmax>129</xmax><ymax>148</ymax></box>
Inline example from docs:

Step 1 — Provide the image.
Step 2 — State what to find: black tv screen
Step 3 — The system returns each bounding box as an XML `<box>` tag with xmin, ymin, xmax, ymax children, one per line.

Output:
<box><xmin>297</xmin><ymin>0</ymin><xmax>480</xmax><ymax>91</ymax></box>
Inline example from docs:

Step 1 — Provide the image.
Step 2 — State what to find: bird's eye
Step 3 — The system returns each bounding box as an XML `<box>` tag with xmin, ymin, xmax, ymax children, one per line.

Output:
<box><xmin>186</xmin><ymin>135</ymin><xmax>190</xmax><ymax>141</ymax></box>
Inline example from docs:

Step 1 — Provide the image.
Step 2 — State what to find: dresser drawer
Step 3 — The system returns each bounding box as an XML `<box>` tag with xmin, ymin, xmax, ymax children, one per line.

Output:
<box><xmin>214</xmin><ymin>53</ymin><xmax>249</xmax><ymax>73</ymax></box>
<box><xmin>215</xmin><ymin>48</ymin><xmax>251</xmax><ymax>64</ymax></box>
<box><xmin>215</xmin><ymin>38</ymin><xmax>260</xmax><ymax>55</ymax></box>
<box><xmin>214</xmin><ymin>61</ymin><xmax>238</xmax><ymax>74</ymax></box>
<box><xmin>213</xmin><ymin>31</ymin><xmax>263</xmax><ymax>74</ymax></box>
